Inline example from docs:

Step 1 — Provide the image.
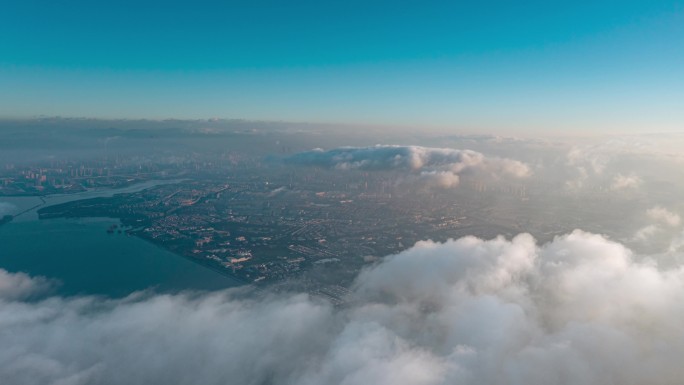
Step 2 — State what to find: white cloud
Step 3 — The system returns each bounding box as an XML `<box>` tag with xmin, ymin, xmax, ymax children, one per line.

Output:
<box><xmin>647</xmin><ymin>207</ymin><xmax>681</xmax><ymax>227</ymax></box>
<box><xmin>561</xmin><ymin>138</ymin><xmax>671</xmax><ymax>192</ymax></box>
<box><xmin>567</xmin><ymin>146</ymin><xmax>610</xmax><ymax>175</ymax></box>
<box><xmin>0</xmin><ymin>269</ymin><xmax>55</xmax><ymax>301</ymax></box>
<box><xmin>632</xmin><ymin>224</ymin><xmax>659</xmax><ymax>242</ymax></box>
<box><xmin>610</xmin><ymin>173</ymin><xmax>642</xmax><ymax>190</ymax></box>
<box><xmin>286</xmin><ymin>145</ymin><xmax>531</xmax><ymax>188</ymax></box>
<box><xmin>3</xmin><ymin>230</ymin><xmax>684</xmax><ymax>384</ymax></box>
<box><xmin>268</xmin><ymin>186</ymin><xmax>288</xmax><ymax>197</ymax></box>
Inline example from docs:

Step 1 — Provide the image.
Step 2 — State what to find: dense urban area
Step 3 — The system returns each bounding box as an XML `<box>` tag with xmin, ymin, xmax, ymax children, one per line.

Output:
<box><xmin>1</xmin><ymin>140</ymin><xmax>647</xmax><ymax>304</ymax></box>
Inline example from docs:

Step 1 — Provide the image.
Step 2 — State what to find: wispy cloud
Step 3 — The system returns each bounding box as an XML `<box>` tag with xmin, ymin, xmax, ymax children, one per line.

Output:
<box><xmin>647</xmin><ymin>206</ymin><xmax>681</xmax><ymax>227</ymax></box>
<box><xmin>610</xmin><ymin>173</ymin><xmax>642</xmax><ymax>190</ymax></box>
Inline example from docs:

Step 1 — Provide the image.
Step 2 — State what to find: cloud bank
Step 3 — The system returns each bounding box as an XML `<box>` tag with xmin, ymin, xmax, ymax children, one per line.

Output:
<box><xmin>286</xmin><ymin>145</ymin><xmax>531</xmax><ymax>188</ymax></box>
<box><xmin>3</xmin><ymin>229</ymin><xmax>684</xmax><ymax>385</ymax></box>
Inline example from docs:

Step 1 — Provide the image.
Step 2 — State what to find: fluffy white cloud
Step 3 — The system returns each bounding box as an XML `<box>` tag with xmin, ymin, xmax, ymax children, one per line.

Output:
<box><xmin>286</xmin><ymin>145</ymin><xmax>531</xmax><ymax>188</ymax></box>
<box><xmin>0</xmin><ymin>269</ymin><xmax>55</xmax><ymax>301</ymax></box>
<box><xmin>610</xmin><ymin>173</ymin><xmax>642</xmax><ymax>190</ymax></box>
<box><xmin>3</xmin><ymin>230</ymin><xmax>684</xmax><ymax>385</ymax></box>
<box><xmin>647</xmin><ymin>207</ymin><xmax>681</xmax><ymax>227</ymax></box>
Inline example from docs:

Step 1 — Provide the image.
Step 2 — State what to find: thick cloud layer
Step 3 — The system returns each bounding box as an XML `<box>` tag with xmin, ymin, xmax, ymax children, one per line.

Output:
<box><xmin>286</xmin><ymin>145</ymin><xmax>530</xmax><ymax>187</ymax></box>
<box><xmin>3</xmin><ymin>230</ymin><xmax>684</xmax><ymax>385</ymax></box>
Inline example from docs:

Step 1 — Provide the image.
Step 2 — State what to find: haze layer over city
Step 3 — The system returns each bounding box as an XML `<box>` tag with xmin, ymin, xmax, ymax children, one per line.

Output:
<box><xmin>2</xmin><ymin>1</ymin><xmax>684</xmax><ymax>385</ymax></box>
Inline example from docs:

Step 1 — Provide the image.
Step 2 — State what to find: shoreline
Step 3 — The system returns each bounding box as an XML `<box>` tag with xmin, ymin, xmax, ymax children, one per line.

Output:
<box><xmin>131</xmin><ymin>230</ymin><xmax>253</xmax><ymax>287</ymax></box>
<box><xmin>0</xmin><ymin>216</ymin><xmax>246</xmax><ymax>297</ymax></box>
<box><xmin>1</xmin><ymin>179</ymin><xmax>187</xmax><ymax>221</ymax></box>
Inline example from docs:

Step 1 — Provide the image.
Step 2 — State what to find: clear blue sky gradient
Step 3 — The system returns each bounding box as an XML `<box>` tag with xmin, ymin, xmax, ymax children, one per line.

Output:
<box><xmin>1</xmin><ymin>0</ymin><xmax>683</xmax><ymax>132</ymax></box>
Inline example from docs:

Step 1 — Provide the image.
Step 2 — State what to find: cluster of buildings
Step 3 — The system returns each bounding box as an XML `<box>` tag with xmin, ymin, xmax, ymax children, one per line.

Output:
<box><xmin>33</xmin><ymin>174</ymin><xmax>448</xmax><ymax>294</ymax></box>
<box><xmin>35</xmin><ymin>161</ymin><xmax>544</xmax><ymax>302</ymax></box>
<box><xmin>0</xmin><ymin>159</ymin><xmax>172</xmax><ymax>195</ymax></box>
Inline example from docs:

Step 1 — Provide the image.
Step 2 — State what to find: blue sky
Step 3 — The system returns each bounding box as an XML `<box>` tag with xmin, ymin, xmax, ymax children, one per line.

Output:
<box><xmin>1</xmin><ymin>0</ymin><xmax>683</xmax><ymax>133</ymax></box>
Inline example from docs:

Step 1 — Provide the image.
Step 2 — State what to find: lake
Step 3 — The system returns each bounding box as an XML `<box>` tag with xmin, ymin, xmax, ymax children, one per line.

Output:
<box><xmin>0</xmin><ymin>182</ymin><xmax>242</xmax><ymax>297</ymax></box>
